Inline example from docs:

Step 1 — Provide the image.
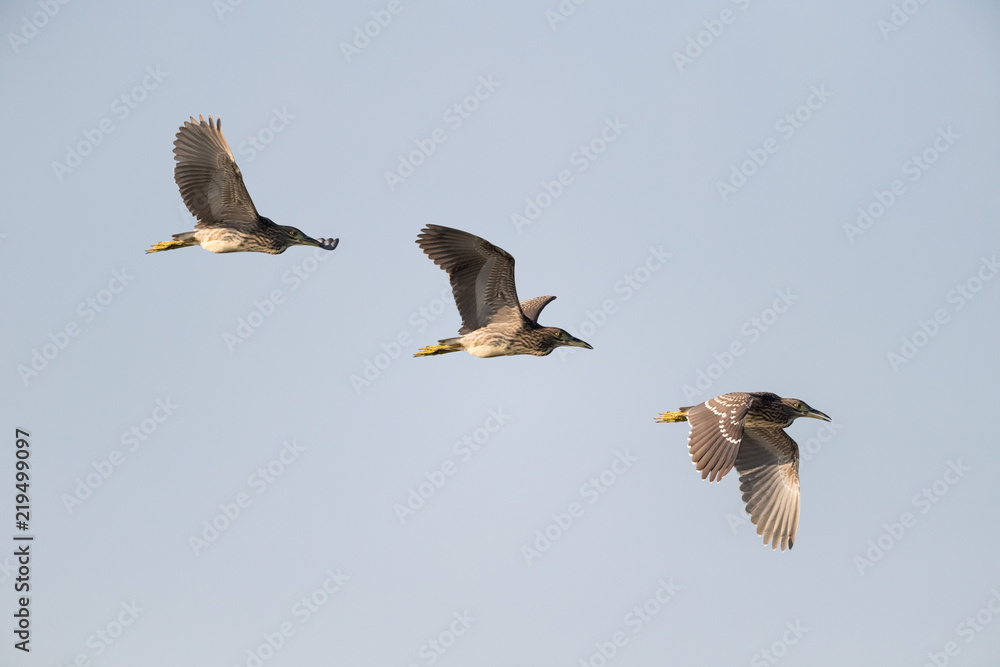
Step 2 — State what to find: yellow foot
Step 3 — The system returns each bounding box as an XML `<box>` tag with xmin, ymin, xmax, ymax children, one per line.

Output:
<box><xmin>655</xmin><ymin>411</ymin><xmax>688</xmax><ymax>423</ymax></box>
<box><xmin>414</xmin><ymin>345</ymin><xmax>457</xmax><ymax>357</ymax></box>
<box><xmin>146</xmin><ymin>240</ymin><xmax>186</xmax><ymax>253</ymax></box>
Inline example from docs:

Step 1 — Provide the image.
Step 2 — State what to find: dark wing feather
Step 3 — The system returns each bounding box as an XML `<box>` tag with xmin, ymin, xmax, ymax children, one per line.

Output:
<box><xmin>416</xmin><ymin>225</ymin><xmax>524</xmax><ymax>333</ymax></box>
<box><xmin>735</xmin><ymin>426</ymin><xmax>801</xmax><ymax>551</ymax></box>
<box><xmin>173</xmin><ymin>115</ymin><xmax>261</xmax><ymax>229</ymax></box>
<box><xmin>519</xmin><ymin>295</ymin><xmax>556</xmax><ymax>324</ymax></box>
<box><xmin>684</xmin><ymin>392</ymin><xmax>753</xmax><ymax>482</ymax></box>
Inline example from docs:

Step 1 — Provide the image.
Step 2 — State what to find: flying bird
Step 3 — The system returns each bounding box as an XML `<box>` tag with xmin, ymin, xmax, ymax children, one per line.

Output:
<box><xmin>147</xmin><ymin>115</ymin><xmax>338</xmax><ymax>255</ymax></box>
<box><xmin>656</xmin><ymin>392</ymin><xmax>831</xmax><ymax>550</ymax></box>
<box><xmin>414</xmin><ymin>225</ymin><xmax>593</xmax><ymax>357</ymax></box>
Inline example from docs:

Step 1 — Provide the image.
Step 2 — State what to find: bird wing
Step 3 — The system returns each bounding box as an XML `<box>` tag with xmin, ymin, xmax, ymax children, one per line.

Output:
<box><xmin>684</xmin><ymin>392</ymin><xmax>752</xmax><ymax>482</ymax></box>
<box><xmin>416</xmin><ymin>225</ymin><xmax>524</xmax><ymax>333</ymax></box>
<box><xmin>519</xmin><ymin>295</ymin><xmax>556</xmax><ymax>324</ymax></box>
<box><xmin>173</xmin><ymin>115</ymin><xmax>261</xmax><ymax>229</ymax></box>
<box><xmin>735</xmin><ymin>426</ymin><xmax>801</xmax><ymax>551</ymax></box>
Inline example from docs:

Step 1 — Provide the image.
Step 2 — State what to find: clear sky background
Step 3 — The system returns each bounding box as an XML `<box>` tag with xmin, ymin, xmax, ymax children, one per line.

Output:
<box><xmin>2</xmin><ymin>1</ymin><xmax>999</xmax><ymax>665</ymax></box>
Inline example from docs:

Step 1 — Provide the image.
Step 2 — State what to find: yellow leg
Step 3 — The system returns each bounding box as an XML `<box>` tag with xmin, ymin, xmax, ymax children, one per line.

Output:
<box><xmin>655</xmin><ymin>411</ymin><xmax>689</xmax><ymax>423</ymax></box>
<box><xmin>147</xmin><ymin>239</ymin><xmax>190</xmax><ymax>253</ymax></box>
<box><xmin>414</xmin><ymin>344</ymin><xmax>461</xmax><ymax>357</ymax></box>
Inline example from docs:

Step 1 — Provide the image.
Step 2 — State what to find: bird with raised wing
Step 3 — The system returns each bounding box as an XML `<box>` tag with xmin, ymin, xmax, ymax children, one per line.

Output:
<box><xmin>148</xmin><ymin>115</ymin><xmax>338</xmax><ymax>255</ymax></box>
<box><xmin>656</xmin><ymin>392</ymin><xmax>831</xmax><ymax>550</ymax></box>
<box><xmin>414</xmin><ymin>225</ymin><xmax>592</xmax><ymax>357</ymax></box>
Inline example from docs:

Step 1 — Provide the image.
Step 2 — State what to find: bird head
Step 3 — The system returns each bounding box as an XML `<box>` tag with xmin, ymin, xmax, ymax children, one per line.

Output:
<box><xmin>280</xmin><ymin>225</ymin><xmax>328</xmax><ymax>250</ymax></box>
<box><xmin>780</xmin><ymin>397</ymin><xmax>832</xmax><ymax>424</ymax></box>
<box><xmin>550</xmin><ymin>328</ymin><xmax>593</xmax><ymax>351</ymax></box>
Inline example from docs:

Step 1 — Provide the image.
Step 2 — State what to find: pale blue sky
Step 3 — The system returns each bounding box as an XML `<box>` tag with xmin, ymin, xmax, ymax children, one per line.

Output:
<box><xmin>2</xmin><ymin>1</ymin><xmax>999</xmax><ymax>665</ymax></box>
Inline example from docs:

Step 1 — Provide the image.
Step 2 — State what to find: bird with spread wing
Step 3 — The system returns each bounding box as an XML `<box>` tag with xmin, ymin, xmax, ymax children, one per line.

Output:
<box><xmin>414</xmin><ymin>225</ymin><xmax>592</xmax><ymax>358</ymax></box>
<box><xmin>148</xmin><ymin>115</ymin><xmax>338</xmax><ymax>255</ymax></box>
<box><xmin>657</xmin><ymin>392</ymin><xmax>831</xmax><ymax>550</ymax></box>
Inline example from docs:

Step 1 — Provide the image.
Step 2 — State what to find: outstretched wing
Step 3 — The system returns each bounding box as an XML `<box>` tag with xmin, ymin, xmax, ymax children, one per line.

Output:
<box><xmin>684</xmin><ymin>392</ymin><xmax>753</xmax><ymax>482</ymax></box>
<box><xmin>173</xmin><ymin>115</ymin><xmax>261</xmax><ymax>229</ymax></box>
<box><xmin>416</xmin><ymin>225</ymin><xmax>524</xmax><ymax>333</ymax></box>
<box><xmin>735</xmin><ymin>426</ymin><xmax>801</xmax><ymax>551</ymax></box>
<box><xmin>519</xmin><ymin>295</ymin><xmax>556</xmax><ymax>324</ymax></box>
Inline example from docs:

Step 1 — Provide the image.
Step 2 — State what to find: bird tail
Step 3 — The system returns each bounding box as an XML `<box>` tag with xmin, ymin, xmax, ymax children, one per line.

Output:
<box><xmin>655</xmin><ymin>409</ymin><xmax>689</xmax><ymax>423</ymax></box>
<box><xmin>147</xmin><ymin>232</ymin><xmax>198</xmax><ymax>254</ymax></box>
<box><xmin>414</xmin><ymin>338</ymin><xmax>463</xmax><ymax>357</ymax></box>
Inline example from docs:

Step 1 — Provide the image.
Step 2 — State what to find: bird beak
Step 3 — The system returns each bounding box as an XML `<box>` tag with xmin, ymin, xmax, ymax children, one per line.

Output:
<box><xmin>566</xmin><ymin>337</ymin><xmax>593</xmax><ymax>350</ymax></box>
<box><xmin>803</xmin><ymin>408</ymin><xmax>832</xmax><ymax>422</ymax></box>
<box><xmin>300</xmin><ymin>235</ymin><xmax>325</xmax><ymax>248</ymax></box>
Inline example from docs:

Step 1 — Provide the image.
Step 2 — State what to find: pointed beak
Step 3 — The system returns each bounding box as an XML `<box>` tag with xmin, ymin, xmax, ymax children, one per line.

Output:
<box><xmin>804</xmin><ymin>408</ymin><xmax>832</xmax><ymax>422</ymax></box>
<box><xmin>566</xmin><ymin>337</ymin><xmax>593</xmax><ymax>350</ymax></box>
